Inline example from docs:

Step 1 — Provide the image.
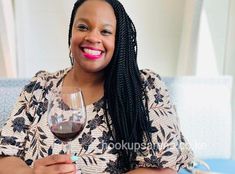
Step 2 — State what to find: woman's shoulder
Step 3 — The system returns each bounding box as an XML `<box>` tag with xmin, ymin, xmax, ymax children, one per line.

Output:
<box><xmin>140</xmin><ymin>69</ymin><xmax>165</xmax><ymax>90</ymax></box>
<box><xmin>24</xmin><ymin>68</ymin><xmax>70</xmax><ymax>93</ymax></box>
<box><xmin>140</xmin><ymin>69</ymin><xmax>161</xmax><ymax>80</ymax></box>
<box><xmin>33</xmin><ymin>68</ymin><xmax>70</xmax><ymax>81</ymax></box>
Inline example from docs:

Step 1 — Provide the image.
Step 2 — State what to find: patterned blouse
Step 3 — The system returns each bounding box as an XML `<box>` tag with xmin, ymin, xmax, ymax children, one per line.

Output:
<box><xmin>0</xmin><ymin>68</ymin><xmax>193</xmax><ymax>173</ymax></box>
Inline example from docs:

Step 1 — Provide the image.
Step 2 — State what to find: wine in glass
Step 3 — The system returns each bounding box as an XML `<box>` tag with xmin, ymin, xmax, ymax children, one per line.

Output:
<box><xmin>47</xmin><ymin>87</ymin><xmax>86</xmax><ymax>154</ymax></box>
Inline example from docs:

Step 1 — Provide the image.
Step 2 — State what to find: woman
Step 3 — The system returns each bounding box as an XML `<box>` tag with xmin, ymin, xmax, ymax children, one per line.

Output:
<box><xmin>0</xmin><ymin>0</ymin><xmax>193</xmax><ymax>173</ymax></box>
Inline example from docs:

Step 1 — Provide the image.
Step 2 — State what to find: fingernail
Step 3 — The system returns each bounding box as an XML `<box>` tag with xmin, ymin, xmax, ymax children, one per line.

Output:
<box><xmin>71</xmin><ymin>155</ymin><xmax>79</xmax><ymax>162</ymax></box>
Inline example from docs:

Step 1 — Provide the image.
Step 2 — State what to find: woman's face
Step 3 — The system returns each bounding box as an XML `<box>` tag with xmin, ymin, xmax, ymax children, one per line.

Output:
<box><xmin>70</xmin><ymin>0</ymin><xmax>116</xmax><ymax>73</ymax></box>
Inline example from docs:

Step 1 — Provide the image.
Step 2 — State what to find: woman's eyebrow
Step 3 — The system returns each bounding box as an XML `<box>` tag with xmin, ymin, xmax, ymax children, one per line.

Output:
<box><xmin>75</xmin><ymin>17</ymin><xmax>115</xmax><ymax>27</ymax></box>
<box><xmin>103</xmin><ymin>24</ymin><xmax>114</xmax><ymax>28</ymax></box>
<box><xmin>74</xmin><ymin>17</ymin><xmax>88</xmax><ymax>23</ymax></box>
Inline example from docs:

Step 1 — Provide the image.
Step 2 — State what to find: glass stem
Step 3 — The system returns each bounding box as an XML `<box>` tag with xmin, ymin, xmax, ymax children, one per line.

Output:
<box><xmin>64</xmin><ymin>142</ymin><xmax>71</xmax><ymax>154</ymax></box>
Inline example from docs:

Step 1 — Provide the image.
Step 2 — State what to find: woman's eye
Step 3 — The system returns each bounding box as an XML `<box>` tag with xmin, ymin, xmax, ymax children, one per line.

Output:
<box><xmin>77</xmin><ymin>24</ymin><xmax>88</xmax><ymax>31</ymax></box>
<box><xmin>101</xmin><ymin>30</ymin><xmax>112</xmax><ymax>35</ymax></box>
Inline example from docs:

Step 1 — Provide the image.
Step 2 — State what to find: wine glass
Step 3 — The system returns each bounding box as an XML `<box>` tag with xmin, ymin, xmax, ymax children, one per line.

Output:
<box><xmin>47</xmin><ymin>87</ymin><xmax>86</xmax><ymax>154</ymax></box>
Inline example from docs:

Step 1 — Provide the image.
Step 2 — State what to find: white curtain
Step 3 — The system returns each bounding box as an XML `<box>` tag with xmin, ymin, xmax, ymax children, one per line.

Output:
<box><xmin>177</xmin><ymin>0</ymin><xmax>203</xmax><ymax>75</ymax></box>
<box><xmin>0</xmin><ymin>0</ymin><xmax>17</xmax><ymax>77</ymax></box>
<box><xmin>178</xmin><ymin>0</ymin><xmax>235</xmax><ymax>158</ymax></box>
<box><xmin>225</xmin><ymin>0</ymin><xmax>235</xmax><ymax>159</ymax></box>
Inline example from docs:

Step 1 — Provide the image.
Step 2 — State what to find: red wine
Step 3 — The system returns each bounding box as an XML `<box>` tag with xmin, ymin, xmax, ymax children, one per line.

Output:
<box><xmin>51</xmin><ymin>121</ymin><xmax>83</xmax><ymax>142</ymax></box>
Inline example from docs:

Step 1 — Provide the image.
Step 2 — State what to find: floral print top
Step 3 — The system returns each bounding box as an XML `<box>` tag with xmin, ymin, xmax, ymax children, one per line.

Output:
<box><xmin>0</xmin><ymin>68</ymin><xmax>193</xmax><ymax>173</ymax></box>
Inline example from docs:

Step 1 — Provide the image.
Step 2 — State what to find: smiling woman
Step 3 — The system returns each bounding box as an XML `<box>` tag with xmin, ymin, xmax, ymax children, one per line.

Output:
<box><xmin>0</xmin><ymin>0</ymin><xmax>193</xmax><ymax>174</ymax></box>
<box><xmin>69</xmin><ymin>0</ymin><xmax>116</xmax><ymax>73</ymax></box>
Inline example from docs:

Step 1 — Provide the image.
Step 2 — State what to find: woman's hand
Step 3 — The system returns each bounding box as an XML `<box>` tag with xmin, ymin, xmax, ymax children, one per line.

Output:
<box><xmin>33</xmin><ymin>154</ymin><xmax>76</xmax><ymax>174</ymax></box>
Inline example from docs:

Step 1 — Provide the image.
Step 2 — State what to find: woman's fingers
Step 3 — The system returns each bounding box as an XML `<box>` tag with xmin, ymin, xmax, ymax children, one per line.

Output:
<box><xmin>33</xmin><ymin>154</ymin><xmax>76</xmax><ymax>174</ymax></box>
<box><xmin>34</xmin><ymin>154</ymin><xmax>72</xmax><ymax>167</ymax></box>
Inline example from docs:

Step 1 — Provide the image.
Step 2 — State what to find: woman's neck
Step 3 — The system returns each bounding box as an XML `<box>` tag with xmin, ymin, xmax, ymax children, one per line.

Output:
<box><xmin>68</xmin><ymin>67</ymin><xmax>104</xmax><ymax>88</ymax></box>
<box><xmin>63</xmin><ymin>66</ymin><xmax>105</xmax><ymax>105</ymax></box>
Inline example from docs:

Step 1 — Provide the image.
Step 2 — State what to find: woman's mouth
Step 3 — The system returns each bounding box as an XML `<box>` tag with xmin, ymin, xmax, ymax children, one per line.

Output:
<box><xmin>82</xmin><ymin>47</ymin><xmax>103</xmax><ymax>60</ymax></box>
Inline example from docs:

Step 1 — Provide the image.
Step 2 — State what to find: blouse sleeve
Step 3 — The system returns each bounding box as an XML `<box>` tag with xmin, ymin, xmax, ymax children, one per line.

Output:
<box><xmin>0</xmin><ymin>71</ymin><xmax>46</xmax><ymax>158</ymax></box>
<box><xmin>135</xmin><ymin>69</ymin><xmax>194</xmax><ymax>171</ymax></box>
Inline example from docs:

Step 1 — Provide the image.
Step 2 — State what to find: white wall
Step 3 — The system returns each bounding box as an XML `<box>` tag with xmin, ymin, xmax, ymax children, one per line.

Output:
<box><xmin>14</xmin><ymin>0</ymin><xmax>185</xmax><ymax>77</ymax></box>
<box><xmin>0</xmin><ymin>37</ymin><xmax>6</xmax><ymax>77</ymax></box>
<box><xmin>14</xmin><ymin>0</ymin><xmax>75</xmax><ymax>77</ymax></box>
<box><xmin>0</xmin><ymin>0</ymin><xmax>17</xmax><ymax>77</ymax></box>
<box><xmin>119</xmin><ymin>0</ymin><xmax>185</xmax><ymax>76</ymax></box>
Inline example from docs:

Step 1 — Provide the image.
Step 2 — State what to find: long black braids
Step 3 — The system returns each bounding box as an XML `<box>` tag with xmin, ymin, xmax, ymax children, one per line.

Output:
<box><xmin>68</xmin><ymin>0</ymin><xmax>152</xmax><ymax>171</ymax></box>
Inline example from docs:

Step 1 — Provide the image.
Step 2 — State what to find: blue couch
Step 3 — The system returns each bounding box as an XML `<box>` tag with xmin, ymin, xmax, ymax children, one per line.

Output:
<box><xmin>0</xmin><ymin>79</ymin><xmax>29</xmax><ymax>128</ymax></box>
<box><xmin>0</xmin><ymin>77</ymin><xmax>234</xmax><ymax>173</ymax></box>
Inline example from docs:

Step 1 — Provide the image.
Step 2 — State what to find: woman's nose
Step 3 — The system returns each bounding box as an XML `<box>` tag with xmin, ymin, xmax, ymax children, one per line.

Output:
<box><xmin>84</xmin><ymin>31</ymin><xmax>101</xmax><ymax>44</ymax></box>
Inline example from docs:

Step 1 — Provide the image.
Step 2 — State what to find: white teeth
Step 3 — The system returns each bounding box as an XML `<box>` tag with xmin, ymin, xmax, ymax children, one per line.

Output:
<box><xmin>84</xmin><ymin>48</ymin><xmax>101</xmax><ymax>55</ymax></box>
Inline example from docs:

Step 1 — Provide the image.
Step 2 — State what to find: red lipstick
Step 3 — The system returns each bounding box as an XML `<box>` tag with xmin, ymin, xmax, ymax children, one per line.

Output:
<box><xmin>81</xmin><ymin>46</ymin><xmax>103</xmax><ymax>60</ymax></box>
<box><xmin>83</xmin><ymin>53</ymin><xmax>103</xmax><ymax>60</ymax></box>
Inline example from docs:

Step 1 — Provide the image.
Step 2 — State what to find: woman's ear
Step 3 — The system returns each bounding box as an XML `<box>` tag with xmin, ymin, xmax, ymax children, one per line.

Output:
<box><xmin>69</xmin><ymin>47</ymin><xmax>74</xmax><ymax>65</ymax></box>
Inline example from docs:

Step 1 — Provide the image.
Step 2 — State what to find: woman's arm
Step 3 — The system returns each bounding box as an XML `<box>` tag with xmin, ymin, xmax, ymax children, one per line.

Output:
<box><xmin>127</xmin><ymin>167</ymin><xmax>177</xmax><ymax>174</ymax></box>
<box><xmin>0</xmin><ymin>156</ymin><xmax>33</xmax><ymax>174</ymax></box>
<box><xmin>0</xmin><ymin>154</ymin><xmax>76</xmax><ymax>174</ymax></box>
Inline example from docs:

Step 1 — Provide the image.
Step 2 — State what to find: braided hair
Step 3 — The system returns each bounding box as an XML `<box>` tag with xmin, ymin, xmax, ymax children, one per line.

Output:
<box><xmin>68</xmin><ymin>0</ymin><xmax>152</xmax><ymax>171</ymax></box>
